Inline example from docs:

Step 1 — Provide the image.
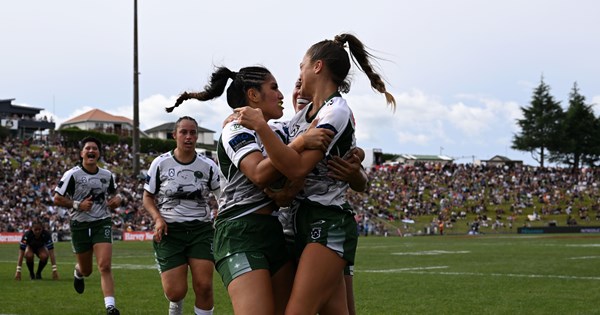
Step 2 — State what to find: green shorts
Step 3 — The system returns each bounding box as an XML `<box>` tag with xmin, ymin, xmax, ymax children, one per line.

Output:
<box><xmin>294</xmin><ymin>201</ymin><xmax>358</xmax><ymax>265</ymax></box>
<box><xmin>214</xmin><ymin>213</ymin><xmax>290</xmax><ymax>288</ymax></box>
<box><xmin>70</xmin><ymin>218</ymin><xmax>113</xmax><ymax>254</ymax></box>
<box><xmin>153</xmin><ymin>220</ymin><xmax>214</xmax><ymax>273</ymax></box>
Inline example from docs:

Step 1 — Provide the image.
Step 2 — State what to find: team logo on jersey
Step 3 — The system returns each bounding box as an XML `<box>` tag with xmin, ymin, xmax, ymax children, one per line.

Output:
<box><xmin>168</xmin><ymin>168</ymin><xmax>175</xmax><ymax>177</ymax></box>
<box><xmin>311</xmin><ymin>227</ymin><xmax>322</xmax><ymax>240</ymax></box>
<box><xmin>81</xmin><ymin>177</ymin><xmax>88</xmax><ymax>184</ymax></box>
<box><xmin>230</xmin><ymin>123</ymin><xmax>243</xmax><ymax>131</ymax></box>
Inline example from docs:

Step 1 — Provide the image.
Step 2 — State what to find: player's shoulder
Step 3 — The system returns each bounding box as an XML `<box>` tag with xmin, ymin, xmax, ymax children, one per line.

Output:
<box><xmin>195</xmin><ymin>153</ymin><xmax>218</xmax><ymax>167</ymax></box>
<box><xmin>323</xmin><ymin>96</ymin><xmax>350</xmax><ymax>113</ymax></box>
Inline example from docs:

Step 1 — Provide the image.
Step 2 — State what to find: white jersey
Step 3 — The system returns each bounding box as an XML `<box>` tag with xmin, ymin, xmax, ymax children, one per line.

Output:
<box><xmin>287</xmin><ymin>93</ymin><xmax>356</xmax><ymax>210</ymax></box>
<box><xmin>216</xmin><ymin>121</ymin><xmax>288</xmax><ymax>219</ymax></box>
<box><xmin>54</xmin><ymin>165</ymin><xmax>117</xmax><ymax>222</ymax></box>
<box><xmin>144</xmin><ymin>151</ymin><xmax>220</xmax><ymax>223</ymax></box>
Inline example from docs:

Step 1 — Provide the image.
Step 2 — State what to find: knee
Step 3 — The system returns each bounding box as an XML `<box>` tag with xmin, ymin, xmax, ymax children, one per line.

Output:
<box><xmin>97</xmin><ymin>262</ymin><xmax>112</xmax><ymax>274</ymax></box>
<box><xmin>165</xmin><ymin>289</ymin><xmax>187</xmax><ymax>303</ymax></box>
<box><xmin>192</xmin><ymin>279</ymin><xmax>213</xmax><ymax>300</ymax></box>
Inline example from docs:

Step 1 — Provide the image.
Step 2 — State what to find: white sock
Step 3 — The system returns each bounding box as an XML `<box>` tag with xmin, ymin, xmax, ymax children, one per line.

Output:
<box><xmin>194</xmin><ymin>306</ymin><xmax>213</xmax><ymax>315</ymax></box>
<box><xmin>169</xmin><ymin>300</ymin><xmax>183</xmax><ymax>315</ymax></box>
<box><xmin>73</xmin><ymin>268</ymin><xmax>83</xmax><ymax>279</ymax></box>
<box><xmin>104</xmin><ymin>296</ymin><xmax>115</xmax><ymax>308</ymax></box>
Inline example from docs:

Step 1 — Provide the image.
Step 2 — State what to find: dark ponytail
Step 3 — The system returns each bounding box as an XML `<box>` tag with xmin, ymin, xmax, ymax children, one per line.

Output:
<box><xmin>166</xmin><ymin>66</ymin><xmax>272</xmax><ymax>112</ymax></box>
<box><xmin>307</xmin><ymin>33</ymin><xmax>396</xmax><ymax>111</ymax></box>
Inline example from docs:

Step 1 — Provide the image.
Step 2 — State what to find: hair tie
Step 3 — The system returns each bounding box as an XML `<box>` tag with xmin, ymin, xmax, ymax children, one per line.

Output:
<box><xmin>333</xmin><ymin>35</ymin><xmax>346</xmax><ymax>46</ymax></box>
<box><xmin>229</xmin><ymin>71</ymin><xmax>238</xmax><ymax>80</ymax></box>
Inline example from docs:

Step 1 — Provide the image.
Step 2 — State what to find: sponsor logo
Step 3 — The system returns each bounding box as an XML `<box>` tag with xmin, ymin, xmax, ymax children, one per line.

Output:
<box><xmin>229</xmin><ymin>132</ymin><xmax>256</xmax><ymax>152</ymax></box>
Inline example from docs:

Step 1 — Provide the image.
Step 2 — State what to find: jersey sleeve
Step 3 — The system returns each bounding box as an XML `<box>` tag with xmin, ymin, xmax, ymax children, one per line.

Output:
<box><xmin>222</xmin><ymin>122</ymin><xmax>261</xmax><ymax>168</ymax></box>
<box><xmin>43</xmin><ymin>231</ymin><xmax>54</xmax><ymax>250</ymax></box>
<box><xmin>316</xmin><ymin>100</ymin><xmax>352</xmax><ymax>156</ymax></box>
<box><xmin>268</xmin><ymin>121</ymin><xmax>290</xmax><ymax>144</ymax></box>
<box><xmin>19</xmin><ymin>231</ymin><xmax>29</xmax><ymax>250</ymax></box>
<box><xmin>144</xmin><ymin>156</ymin><xmax>161</xmax><ymax>195</ymax></box>
<box><xmin>54</xmin><ymin>168</ymin><xmax>76</xmax><ymax>197</ymax></box>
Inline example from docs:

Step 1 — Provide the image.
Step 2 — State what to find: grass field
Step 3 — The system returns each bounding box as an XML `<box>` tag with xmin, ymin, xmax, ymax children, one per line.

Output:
<box><xmin>1</xmin><ymin>234</ymin><xmax>600</xmax><ymax>315</ymax></box>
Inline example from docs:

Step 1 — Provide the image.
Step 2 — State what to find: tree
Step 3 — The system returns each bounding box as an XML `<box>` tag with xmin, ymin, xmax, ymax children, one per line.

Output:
<box><xmin>549</xmin><ymin>82</ymin><xmax>600</xmax><ymax>169</ymax></box>
<box><xmin>512</xmin><ymin>77</ymin><xmax>564</xmax><ymax>167</ymax></box>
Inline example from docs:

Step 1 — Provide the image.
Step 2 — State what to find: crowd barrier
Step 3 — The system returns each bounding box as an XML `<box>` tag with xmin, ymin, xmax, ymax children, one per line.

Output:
<box><xmin>518</xmin><ymin>226</ymin><xmax>600</xmax><ymax>234</ymax></box>
<box><xmin>0</xmin><ymin>231</ymin><xmax>155</xmax><ymax>243</ymax></box>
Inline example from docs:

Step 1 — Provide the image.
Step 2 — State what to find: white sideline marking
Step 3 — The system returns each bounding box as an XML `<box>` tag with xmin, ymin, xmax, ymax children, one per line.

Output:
<box><xmin>392</xmin><ymin>250</ymin><xmax>470</xmax><ymax>255</ymax></box>
<box><xmin>568</xmin><ymin>256</ymin><xmax>600</xmax><ymax>260</ymax></box>
<box><xmin>361</xmin><ymin>266</ymin><xmax>449</xmax><ymax>273</ymax></box>
<box><xmin>358</xmin><ymin>268</ymin><xmax>600</xmax><ymax>281</ymax></box>
<box><xmin>112</xmin><ymin>264</ymin><xmax>156</xmax><ymax>270</ymax></box>
<box><xmin>566</xmin><ymin>244</ymin><xmax>600</xmax><ymax>247</ymax></box>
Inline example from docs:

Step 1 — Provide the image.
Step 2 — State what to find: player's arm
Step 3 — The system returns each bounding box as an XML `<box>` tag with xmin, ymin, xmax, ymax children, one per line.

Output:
<box><xmin>264</xmin><ymin>178</ymin><xmax>305</xmax><ymax>207</ymax></box>
<box><xmin>235</xmin><ymin>107</ymin><xmax>327</xmax><ymax>182</ymax></box>
<box><xmin>107</xmin><ymin>175</ymin><xmax>123</xmax><ymax>210</ymax></box>
<box><xmin>54</xmin><ymin>193</ymin><xmax>93</xmax><ymax>212</ymax></box>
<box><xmin>142</xmin><ymin>190</ymin><xmax>167</xmax><ymax>242</ymax></box>
<box><xmin>49</xmin><ymin>248</ymin><xmax>59</xmax><ymax>280</ymax></box>
<box><xmin>14</xmin><ymin>245</ymin><xmax>25</xmax><ymax>280</ymax></box>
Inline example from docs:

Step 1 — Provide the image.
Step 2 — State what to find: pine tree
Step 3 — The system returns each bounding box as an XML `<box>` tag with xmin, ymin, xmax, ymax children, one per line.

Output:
<box><xmin>550</xmin><ymin>82</ymin><xmax>600</xmax><ymax>169</ymax></box>
<box><xmin>512</xmin><ymin>77</ymin><xmax>564</xmax><ymax>167</ymax></box>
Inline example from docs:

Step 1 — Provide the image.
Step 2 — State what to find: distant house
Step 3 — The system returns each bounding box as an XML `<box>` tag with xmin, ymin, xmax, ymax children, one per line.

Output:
<box><xmin>0</xmin><ymin>98</ymin><xmax>55</xmax><ymax>139</ymax></box>
<box><xmin>393</xmin><ymin>154</ymin><xmax>454</xmax><ymax>166</ymax></box>
<box><xmin>144</xmin><ymin>122</ymin><xmax>215</xmax><ymax>145</ymax></box>
<box><xmin>144</xmin><ymin>122</ymin><xmax>217</xmax><ymax>156</ymax></box>
<box><xmin>481</xmin><ymin>155</ymin><xmax>523</xmax><ymax>168</ymax></box>
<box><xmin>59</xmin><ymin>109</ymin><xmax>138</xmax><ymax>138</ymax></box>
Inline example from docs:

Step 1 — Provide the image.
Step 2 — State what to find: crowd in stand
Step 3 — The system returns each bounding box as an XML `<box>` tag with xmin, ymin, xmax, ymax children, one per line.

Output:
<box><xmin>2</xmin><ymin>138</ymin><xmax>600</xmax><ymax>237</ymax></box>
<box><xmin>351</xmin><ymin>162</ymin><xmax>600</xmax><ymax>235</ymax></box>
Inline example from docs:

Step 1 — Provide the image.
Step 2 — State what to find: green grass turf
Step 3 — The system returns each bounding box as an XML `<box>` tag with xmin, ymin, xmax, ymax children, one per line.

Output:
<box><xmin>1</xmin><ymin>234</ymin><xmax>599</xmax><ymax>314</ymax></box>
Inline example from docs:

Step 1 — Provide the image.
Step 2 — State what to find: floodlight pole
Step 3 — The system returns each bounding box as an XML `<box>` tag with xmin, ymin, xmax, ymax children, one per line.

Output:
<box><xmin>132</xmin><ymin>0</ymin><xmax>140</xmax><ymax>177</ymax></box>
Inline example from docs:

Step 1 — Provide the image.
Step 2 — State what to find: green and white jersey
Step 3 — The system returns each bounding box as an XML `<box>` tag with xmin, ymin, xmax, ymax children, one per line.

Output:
<box><xmin>54</xmin><ymin>165</ymin><xmax>117</xmax><ymax>222</ymax></box>
<box><xmin>144</xmin><ymin>151</ymin><xmax>220</xmax><ymax>223</ymax></box>
<box><xmin>287</xmin><ymin>93</ymin><xmax>355</xmax><ymax>211</ymax></box>
<box><xmin>216</xmin><ymin>121</ymin><xmax>287</xmax><ymax>220</ymax></box>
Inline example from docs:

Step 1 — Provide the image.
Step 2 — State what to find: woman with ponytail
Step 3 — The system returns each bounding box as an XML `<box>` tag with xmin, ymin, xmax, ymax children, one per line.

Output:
<box><xmin>167</xmin><ymin>65</ymin><xmax>333</xmax><ymax>315</ymax></box>
<box><xmin>235</xmin><ymin>33</ymin><xmax>396</xmax><ymax>314</ymax></box>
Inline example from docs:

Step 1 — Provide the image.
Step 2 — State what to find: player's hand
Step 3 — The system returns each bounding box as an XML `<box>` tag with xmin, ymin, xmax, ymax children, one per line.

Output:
<box><xmin>328</xmin><ymin>152</ymin><xmax>361</xmax><ymax>181</ymax></box>
<box><xmin>303</xmin><ymin>119</ymin><xmax>333</xmax><ymax>152</ymax></box>
<box><xmin>52</xmin><ymin>270</ymin><xmax>59</xmax><ymax>280</ymax></box>
<box><xmin>14</xmin><ymin>271</ymin><xmax>21</xmax><ymax>281</ymax></box>
<box><xmin>108</xmin><ymin>195</ymin><xmax>122</xmax><ymax>210</ymax></box>
<box><xmin>153</xmin><ymin>217</ymin><xmax>168</xmax><ymax>243</ymax></box>
<box><xmin>233</xmin><ymin>106</ymin><xmax>267</xmax><ymax>131</ymax></box>
<box><xmin>79</xmin><ymin>196</ymin><xmax>94</xmax><ymax>212</ymax></box>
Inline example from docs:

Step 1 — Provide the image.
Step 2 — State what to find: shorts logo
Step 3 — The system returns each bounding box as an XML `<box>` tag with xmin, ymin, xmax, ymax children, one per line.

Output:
<box><xmin>104</xmin><ymin>227</ymin><xmax>111</xmax><ymax>239</ymax></box>
<box><xmin>311</xmin><ymin>227</ymin><xmax>322</xmax><ymax>240</ymax></box>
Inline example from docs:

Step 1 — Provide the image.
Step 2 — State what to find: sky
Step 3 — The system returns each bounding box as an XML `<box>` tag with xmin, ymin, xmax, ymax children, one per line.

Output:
<box><xmin>2</xmin><ymin>0</ymin><xmax>599</xmax><ymax>166</ymax></box>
